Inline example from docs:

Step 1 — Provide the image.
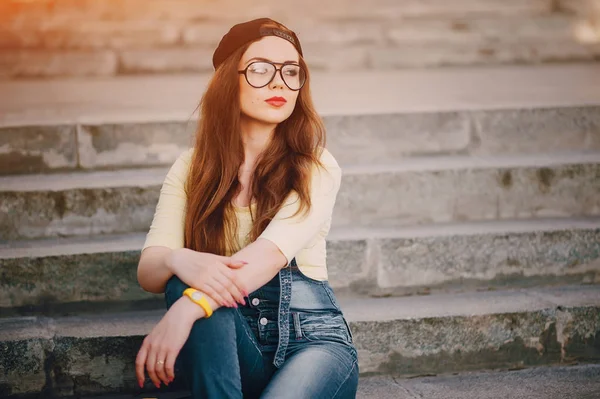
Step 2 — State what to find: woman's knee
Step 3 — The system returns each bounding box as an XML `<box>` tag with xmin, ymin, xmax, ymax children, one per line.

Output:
<box><xmin>164</xmin><ymin>275</ymin><xmax>189</xmax><ymax>308</ymax></box>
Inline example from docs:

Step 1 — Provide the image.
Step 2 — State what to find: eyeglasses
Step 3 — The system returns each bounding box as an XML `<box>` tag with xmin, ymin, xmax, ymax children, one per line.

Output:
<box><xmin>238</xmin><ymin>61</ymin><xmax>306</xmax><ymax>91</ymax></box>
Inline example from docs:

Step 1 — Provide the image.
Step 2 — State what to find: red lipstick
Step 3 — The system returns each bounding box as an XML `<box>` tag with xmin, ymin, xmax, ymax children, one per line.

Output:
<box><xmin>265</xmin><ymin>96</ymin><xmax>287</xmax><ymax>107</ymax></box>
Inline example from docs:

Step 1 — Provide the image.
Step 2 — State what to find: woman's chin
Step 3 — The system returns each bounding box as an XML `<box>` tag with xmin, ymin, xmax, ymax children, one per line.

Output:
<box><xmin>249</xmin><ymin>111</ymin><xmax>292</xmax><ymax>125</ymax></box>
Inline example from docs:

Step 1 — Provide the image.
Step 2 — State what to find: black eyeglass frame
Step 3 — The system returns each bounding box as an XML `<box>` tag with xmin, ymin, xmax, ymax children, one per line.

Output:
<box><xmin>238</xmin><ymin>61</ymin><xmax>306</xmax><ymax>91</ymax></box>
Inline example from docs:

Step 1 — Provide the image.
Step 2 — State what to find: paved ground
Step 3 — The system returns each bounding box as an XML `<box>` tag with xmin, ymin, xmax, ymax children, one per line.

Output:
<box><xmin>82</xmin><ymin>364</ymin><xmax>600</xmax><ymax>398</ymax></box>
<box><xmin>359</xmin><ymin>364</ymin><xmax>600</xmax><ymax>399</ymax></box>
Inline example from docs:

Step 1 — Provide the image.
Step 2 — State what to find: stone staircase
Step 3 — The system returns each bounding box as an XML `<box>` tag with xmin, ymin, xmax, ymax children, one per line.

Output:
<box><xmin>1</xmin><ymin>62</ymin><xmax>599</xmax><ymax>398</ymax></box>
<box><xmin>1</xmin><ymin>0</ymin><xmax>600</xmax><ymax>79</ymax></box>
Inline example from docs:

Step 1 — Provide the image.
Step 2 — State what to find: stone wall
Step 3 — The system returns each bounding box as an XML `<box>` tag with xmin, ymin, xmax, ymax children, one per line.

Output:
<box><xmin>0</xmin><ymin>0</ymin><xmax>598</xmax><ymax>79</ymax></box>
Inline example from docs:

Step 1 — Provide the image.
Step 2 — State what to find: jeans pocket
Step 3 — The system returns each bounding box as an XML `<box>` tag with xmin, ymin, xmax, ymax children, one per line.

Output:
<box><xmin>300</xmin><ymin>313</ymin><xmax>352</xmax><ymax>345</ymax></box>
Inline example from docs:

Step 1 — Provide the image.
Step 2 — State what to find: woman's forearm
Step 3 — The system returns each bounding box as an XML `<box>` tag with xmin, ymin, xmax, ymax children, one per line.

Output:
<box><xmin>170</xmin><ymin>238</ymin><xmax>286</xmax><ymax>322</ymax></box>
<box><xmin>139</xmin><ymin>238</ymin><xmax>287</xmax><ymax>317</ymax></box>
<box><xmin>229</xmin><ymin>238</ymin><xmax>288</xmax><ymax>294</ymax></box>
<box><xmin>137</xmin><ymin>246</ymin><xmax>175</xmax><ymax>294</ymax></box>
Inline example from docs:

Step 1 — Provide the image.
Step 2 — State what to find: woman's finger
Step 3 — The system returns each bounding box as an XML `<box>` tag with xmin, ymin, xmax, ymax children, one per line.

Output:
<box><xmin>198</xmin><ymin>282</ymin><xmax>230</xmax><ymax>308</ymax></box>
<box><xmin>145</xmin><ymin>341</ymin><xmax>162</xmax><ymax>389</ymax></box>
<box><xmin>165</xmin><ymin>349</ymin><xmax>178</xmax><ymax>383</ymax></box>
<box><xmin>214</xmin><ymin>271</ymin><xmax>245</xmax><ymax>305</ymax></box>
<box><xmin>155</xmin><ymin>346</ymin><xmax>170</xmax><ymax>386</ymax></box>
<box><xmin>220</xmin><ymin>267</ymin><xmax>248</xmax><ymax>299</ymax></box>
<box><xmin>135</xmin><ymin>340</ymin><xmax>149</xmax><ymax>388</ymax></box>
<box><xmin>207</xmin><ymin>278</ymin><xmax>237</xmax><ymax>308</ymax></box>
<box><xmin>224</xmin><ymin>257</ymin><xmax>247</xmax><ymax>269</ymax></box>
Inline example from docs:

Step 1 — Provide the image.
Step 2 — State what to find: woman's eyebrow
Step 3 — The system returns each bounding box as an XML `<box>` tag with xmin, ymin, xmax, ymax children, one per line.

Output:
<box><xmin>245</xmin><ymin>57</ymin><xmax>298</xmax><ymax>65</ymax></box>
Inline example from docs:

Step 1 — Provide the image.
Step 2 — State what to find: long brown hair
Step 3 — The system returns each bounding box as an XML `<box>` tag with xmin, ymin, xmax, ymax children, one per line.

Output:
<box><xmin>184</xmin><ymin>21</ymin><xmax>325</xmax><ymax>256</ymax></box>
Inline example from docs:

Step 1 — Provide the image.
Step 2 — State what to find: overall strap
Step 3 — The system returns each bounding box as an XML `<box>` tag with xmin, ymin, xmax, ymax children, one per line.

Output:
<box><xmin>272</xmin><ymin>258</ymin><xmax>295</xmax><ymax>367</ymax></box>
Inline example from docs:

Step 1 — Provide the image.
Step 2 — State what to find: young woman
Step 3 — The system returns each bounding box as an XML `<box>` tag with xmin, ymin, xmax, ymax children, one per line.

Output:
<box><xmin>135</xmin><ymin>18</ymin><xmax>359</xmax><ymax>398</ymax></box>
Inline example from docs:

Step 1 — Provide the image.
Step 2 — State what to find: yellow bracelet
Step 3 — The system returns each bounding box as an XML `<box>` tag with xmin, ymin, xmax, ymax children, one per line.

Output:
<box><xmin>183</xmin><ymin>288</ymin><xmax>213</xmax><ymax>318</ymax></box>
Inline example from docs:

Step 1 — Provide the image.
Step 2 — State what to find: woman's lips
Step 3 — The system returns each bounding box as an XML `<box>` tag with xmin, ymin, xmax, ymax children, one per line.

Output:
<box><xmin>265</xmin><ymin>97</ymin><xmax>287</xmax><ymax>107</ymax></box>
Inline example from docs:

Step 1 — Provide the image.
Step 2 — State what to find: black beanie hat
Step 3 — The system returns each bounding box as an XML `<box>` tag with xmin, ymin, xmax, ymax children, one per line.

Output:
<box><xmin>212</xmin><ymin>18</ymin><xmax>303</xmax><ymax>70</ymax></box>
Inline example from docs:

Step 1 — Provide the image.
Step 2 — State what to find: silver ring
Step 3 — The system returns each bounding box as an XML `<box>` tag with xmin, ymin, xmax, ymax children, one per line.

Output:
<box><xmin>156</xmin><ymin>360</ymin><xmax>165</xmax><ymax>365</ymax></box>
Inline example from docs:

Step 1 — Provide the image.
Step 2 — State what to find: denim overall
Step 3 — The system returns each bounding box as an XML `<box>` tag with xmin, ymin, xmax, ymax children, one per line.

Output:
<box><xmin>165</xmin><ymin>258</ymin><xmax>359</xmax><ymax>398</ymax></box>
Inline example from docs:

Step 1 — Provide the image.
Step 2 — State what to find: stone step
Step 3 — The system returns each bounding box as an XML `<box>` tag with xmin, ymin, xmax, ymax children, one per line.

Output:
<box><xmin>1</xmin><ymin>2</ymin><xmax>597</xmax><ymax>78</ymax></box>
<box><xmin>1</xmin><ymin>152</ymin><xmax>599</xmax><ymax>240</ymax></box>
<box><xmin>1</xmin><ymin>64</ymin><xmax>599</xmax><ymax>174</ymax></box>
<box><xmin>75</xmin><ymin>364</ymin><xmax>600</xmax><ymax>399</ymax></box>
<box><xmin>2</xmin><ymin>105</ymin><xmax>599</xmax><ymax>175</ymax></box>
<box><xmin>1</xmin><ymin>285</ymin><xmax>598</xmax><ymax>397</ymax></box>
<box><xmin>1</xmin><ymin>218</ymin><xmax>599</xmax><ymax>313</ymax></box>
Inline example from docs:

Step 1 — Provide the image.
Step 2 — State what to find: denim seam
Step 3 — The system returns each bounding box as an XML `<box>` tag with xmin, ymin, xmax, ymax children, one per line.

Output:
<box><xmin>292</xmin><ymin>312</ymin><xmax>302</xmax><ymax>340</ymax></box>
<box><xmin>330</xmin><ymin>357</ymin><xmax>359</xmax><ymax>399</ymax></box>
<box><xmin>323</xmin><ymin>285</ymin><xmax>341</xmax><ymax>311</ymax></box>
<box><xmin>273</xmin><ymin>264</ymin><xmax>292</xmax><ymax>367</ymax></box>
<box><xmin>234</xmin><ymin>309</ymin><xmax>264</xmax><ymax>356</ymax></box>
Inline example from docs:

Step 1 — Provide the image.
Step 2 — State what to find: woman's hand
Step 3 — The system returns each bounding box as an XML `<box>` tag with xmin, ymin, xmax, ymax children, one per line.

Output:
<box><xmin>167</xmin><ymin>248</ymin><xmax>248</xmax><ymax>308</ymax></box>
<box><xmin>135</xmin><ymin>296</ymin><xmax>204</xmax><ymax>388</ymax></box>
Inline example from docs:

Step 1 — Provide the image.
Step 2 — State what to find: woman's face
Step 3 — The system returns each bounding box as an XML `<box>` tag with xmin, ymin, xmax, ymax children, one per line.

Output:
<box><xmin>238</xmin><ymin>36</ymin><xmax>301</xmax><ymax>125</ymax></box>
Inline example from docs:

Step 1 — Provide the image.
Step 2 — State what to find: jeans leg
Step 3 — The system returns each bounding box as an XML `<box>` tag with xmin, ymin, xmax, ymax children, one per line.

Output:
<box><xmin>165</xmin><ymin>276</ymin><xmax>275</xmax><ymax>399</ymax></box>
<box><xmin>260</xmin><ymin>342</ymin><xmax>359</xmax><ymax>399</ymax></box>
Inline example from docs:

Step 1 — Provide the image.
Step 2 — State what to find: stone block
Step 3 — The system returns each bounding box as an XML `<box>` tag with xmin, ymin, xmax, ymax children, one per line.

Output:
<box><xmin>353</xmin><ymin>310</ymin><xmax>558</xmax><ymax>374</ymax></box>
<box><xmin>368</xmin><ymin>41</ymin><xmax>595</xmax><ymax>69</ymax></box>
<box><xmin>0</xmin><ymin>251</ymin><xmax>158</xmax><ymax>309</ymax></box>
<box><xmin>326</xmin><ymin>238</ymin><xmax>372</xmax><ymax>290</ymax></box>
<box><xmin>334</xmin><ymin>163</ymin><xmax>600</xmax><ymax>227</ymax></box>
<box><xmin>2</xmin><ymin>161</ymin><xmax>599</xmax><ymax>240</ymax></box>
<box><xmin>297</xmin><ymin>0</ymin><xmax>553</xmax><ymax>19</ymax></box>
<box><xmin>0</xmin><ymin>185</ymin><xmax>160</xmax><ymax>240</ymax></box>
<box><xmin>376</xmin><ymin>228</ymin><xmax>600</xmax><ymax>290</ymax></box>
<box><xmin>78</xmin><ymin>122</ymin><xmax>195</xmax><ymax>169</ymax></box>
<box><xmin>292</xmin><ymin>22</ymin><xmax>385</xmax><ymax>46</ymax></box>
<box><xmin>302</xmin><ymin>44</ymin><xmax>368</xmax><ymax>71</ymax></box>
<box><xmin>0</xmin><ymin>125</ymin><xmax>78</xmax><ymax>175</ymax></box>
<box><xmin>324</xmin><ymin>112</ymin><xmax>471</xmax><ymax>164</ymax></box>
<box><xmin>386</xmin><ymin>15</ymin><xmax>575</xmax><ymax>45</ymax></box>
<box><xmin>118</xmin><ymin>47</ymin><xmax>213</xmax><ymax>74</ymax></box>
<box><xmin>471</xmin><ymin>106</ymin><xmax>600</xmax><ymax>155</ymax></box>
<box><xmin>0</xmin><ymin>50</ymin><xmax>118</xmax><ymax>79</ymax></box>
<box><xmin>39</xmin><ymin>22</ymin><xmax>181</xmax><ymax>50</ymax></box>
<box><xmin>182</xmin><ymin>23</ymin><xmax>235</xmax><ymax>47</ymax></box>
<box><xmin>0</xmin><ymin>338</ymin><xmax>48</xmax><ymax>397</ymax></box>
<box><xmin>0</xmin><ymin>290</ymin><xmax>598</xmax><ymax>396</ymax></box>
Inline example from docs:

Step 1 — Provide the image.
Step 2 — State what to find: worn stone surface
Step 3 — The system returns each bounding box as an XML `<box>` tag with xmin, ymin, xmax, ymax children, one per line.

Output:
<box><xmin>0</xmin><ymin>299</ymin><xmax>598</xmax><ymax>397</ymax></box>
<box><xmin>368</xmin><ymin>41</ymin><xmax>596</xmax><ymax>69</ymax></box>
<box><xmin>395</xmin><ymin>364</ymin><xmax>600</xmax><ymax>399</ymax></box>
<box><xmin>376</xmin><ymin>228</ymin><xmax>600</xmax><ymax>290</ymax></box>
<box><xmin>1</xmin><ymin>22</ymin><xmax>181</xmax><ymax>50</ymax></box>
<box><xmin>0</xmin><ymin>186</ymin><xmax>159</xmax><ymax>240</ymax></box>
<box><xmin>4</xmin><ymin>106</ymin><xmax>598</xmax><ymax>171</ymax></box>
<box><xmin>2</xmin><ymin>226</ymin><xmax>599</xmax><ymax>309</ymax></box>
<box><xmin>324</xmin><ymin>112</ymin><xmax>471</xmax><ymax>163</ymax></box>
<box><xmin>386</xmin><ymin>15</ymin><xmax>576</xmax><ymax>45</ymax></box>
<box><xmin>78</xmin><ymin>122</ymin><xmax>195</xmax><ymax>169</ymax></box>
<box><xmin>353</xmin><ymin>307</ymin><xmax>600</xmax><ymax>375</ymax></box>
<box><xmin>0</xmin><ymin>251</ymin><xmax>159</xmax><ymax>309</ymax></box>
<box><xmin>2</xmin><ymin>162</ymin><xmax>599</xmax><ymax>240</ymax></box>
<box><xmin>0</xmin><ymin>50</ymin><xmax>118</xmax><ymax>79</ymax></box>
<box><xmin>0</xmin><ymin>0</ymin><xmax>553</xmax><ymax>27</ymax></box>
<box><xmin>0</xmin><ymin>125</ymin><xmax>77</xmax><ymax>175</ymax></box>
<box><xmin>0</xmin><ymin>338</ymin><xmax>47</xmax><ymax>397</ymax></box>
<box><xmin>471</xmin><ymin>106</ymin><xmax>600</xmax><ymax>155</ymax></box>
<box><xmin>118</xmin><ymin>47</ymin><xmax>213</xmax><ymax>74</ymax></box>
<box><xmin>334</xmin><ymin>163</ymin><xmax>600</xmax><ymax>228</ymax></box>
<box><xmin>2</xmin><ymin>0</ymin><xmax>593</xmax><ymax>78</ymax></box>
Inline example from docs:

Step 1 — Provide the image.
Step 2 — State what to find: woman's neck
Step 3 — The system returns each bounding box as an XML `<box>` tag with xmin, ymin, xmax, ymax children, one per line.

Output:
<box><xmin>240</xmin><ymin>117</ymin><xmax>276</xmax><ymax>164</ymax></box>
